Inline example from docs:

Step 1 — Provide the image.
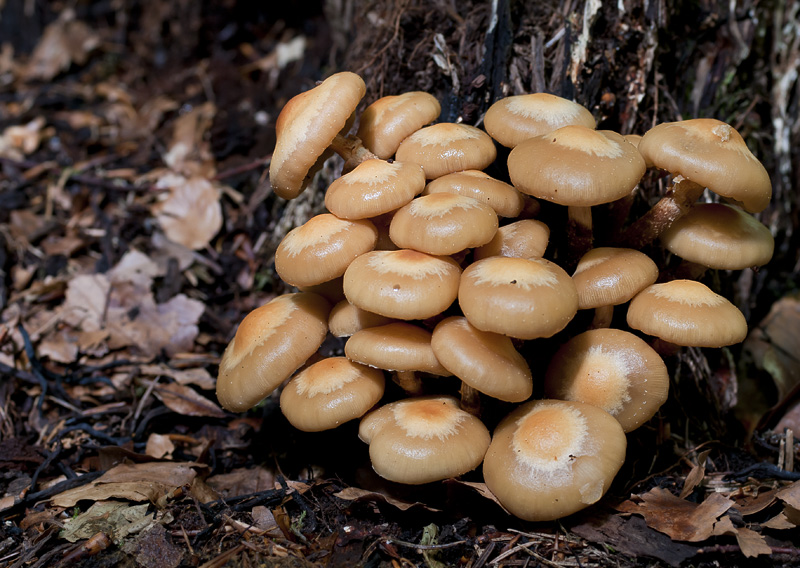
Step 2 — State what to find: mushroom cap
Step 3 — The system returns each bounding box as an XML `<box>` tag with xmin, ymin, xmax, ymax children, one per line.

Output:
<box><xmin>660</xmin><ymin>203</ymin><xmax>774</xmax><ymax>269</ymax></box>
<box><xmin>280</xmin><ymin>357</ymin><xmax>385</xmax><ymax>432</ymax></box>
<box><xmin>345</xmin><ymin>322</ymin><xmax>451</xmax><ymax>376</ymax></box>
<box><xmin>474</xmin><ymin>219</ymin><xmax>550</xmax><ymax>261</ymax></box>
<box><xmin>356</xmin><ymin>91</ymin><xmax>442</xmax><ymax>159</ymax></box>
<box><xmin>395</xmin><ymin>123</ymin><xmax>497</xmax><ymax>179</ymax></box>
<box><xmin>626</xmin><ymin>280</ymin><xmax>748</xmax><ymax>347</ymax></box>
<box><xmin>484</xmin><ymin>93</ymin><xmax>596</xmax><ymax>148</ymax></box>
<box><xmin>389</xmin><ymin>193</ymin><xmax>499</xmax><ymax>255</ymax></box>
<box><xmin>269</xmin><ymin>72</ymin><xmax>366</xmax><ymax>199</ymax></box>
<box><xmin>343</xmin><ymin>249</ymin><xmax>462</xmax><ymax>320</ymax></box>
<box><xmin>216</xmin><ymin>292</ymin><xmax>330</xmax><ymax>412</ymax></box>
<box><xmin>328</xmin><ymin>300</ymin><xmax>396</xmax><ymax>338</ymax></box>
<box><xmin>359</xmin><ymin>395</ymin><xmax>491</xmax><ymax>484</ymax></box>
<box><xmin>458</xmin><ymin>256</ymin><xmax>578</xmax><ymax>339</ymax></box>
<box><xmin>483</xmin><ymin>399</ymin><xmax>627</xmax><ymax>521</ymax></box>
<box><xmin>543</xmin><ymin>329</ymin><xmax>669</xmax><ymax>432</ymax></box>
<box><xmin>325</xmin><ymin>159</ymin><xmax>426</xmax><ymax>219</ymax></box>
<box><xmin>637</xmin><ymin>118</ymin><xmax>771</xmax><ymax>213</ymax></box>
<box><xmin>572</xmin><ymin>247</ymin><xmax>659</xmax><ymax>310</ymax></box>
<box><xmin>275</xmin><ymin>214</ymin><xmax>377</xmax><ymax>287</ymax></box>
<box><xmin>422</xmin><ymin>170</ymin><xmax>525</xmax><ymax>217</ymax></box>
<box><xmin>508</xmin><ymin>126</ymin><xmax>646</xmax><ymax>206</ymax></box>
<box><xmin>431</xmin><ymin>316</ymin><xmax>532</xmax><ymax>402</ymax></box>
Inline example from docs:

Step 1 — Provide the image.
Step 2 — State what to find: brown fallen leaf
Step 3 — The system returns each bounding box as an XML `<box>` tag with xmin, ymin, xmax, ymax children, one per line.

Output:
<box><xmin>154</xmin><ymin>383</ymin><xmax>225</xmax><ymax>418</ymax></box>
<box><xmin>23</xmin><ymin>8</ymin><xmax>100</xmax><ymax>81</ymax></box>
<box><xmin>618</xmin><ymin>487</ymin><xmax>734</xmax><ymax>542</ymax></box>
<box><xmin>145</xmin><ymin>433</ymin><xmax>176</xmax><ymax>459</ymax></box>
<box><xmin>776</xmin><ymin>480</ymin><xmax>800</xmax><ymax>509</ymax></box>
<box><xmin>712</xmin><ymin>515</ymin><xmax>772</xmax><ymax>557</ymax></box>
<box><xmin>206</xmin><ymin>466</ymin><xmax>277</xmax><ymax>498</ymax></box>
<box><xmin>446</xmin><ymin>479</ymin><xmax>511</xmax><ymax>514</ymax></box>
<box><xmin>152</xmin><ymin>174</ymin><xmax>223</xmax><ymax>250</ymax></box>
<box><xmin>762</xmin><ymin>509</ymin><xmax>798</xmax><ymax>530</ymax></box>
<box><xmin>333</xmin><ymin>487</ymin><xmax>441</xmax><ymax>512</ymax></box>
<box><xmin>680</xmin><ymin>449</ymin><xmax>711</xmax><ymax>499</ymax></box>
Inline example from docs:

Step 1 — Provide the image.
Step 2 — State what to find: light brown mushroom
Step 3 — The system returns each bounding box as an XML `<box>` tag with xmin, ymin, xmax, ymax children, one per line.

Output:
<box><xmin>473</xmin><ymin>219</ymin><xmax>550</xmax><ymax>261</ymax></box>
<box><xmin>422</xmin><ymin>170</ymin><xmax>526</xmax><ymax>218</ymax></box>
<box><xmin>356</xmin><ymin>92</ymin><xmax>442</xmax><ymax>159</ymax></box>
<box><xmin>395</xmin><ymin>123</ymin><xmax>497</xmax><ymax>179</ymax></box>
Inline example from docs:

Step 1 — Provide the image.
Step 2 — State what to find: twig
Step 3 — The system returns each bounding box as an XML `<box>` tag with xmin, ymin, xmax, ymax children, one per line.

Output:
<box><xmin>384</xmin><ymin>538</ymin><xmax>469</xmax><ymax>551</ymax></box>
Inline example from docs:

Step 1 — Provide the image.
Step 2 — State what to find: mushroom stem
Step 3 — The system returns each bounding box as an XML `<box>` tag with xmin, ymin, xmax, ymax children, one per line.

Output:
<box><xmin>618</xmin><ymin>177</ymin><xmax>705</xmax><ymax>249</ymax></box>
<box><xmin>460</xmin><ymin>382</ymin><xmax>482</xmax><ymax>417</ymax></box>
<box><xmin>393</xmin><ymin>370</ymin><xmax>424</xmax><ymax>396</ymax></box>
<box><xmin>566</xmin><ymin>205</ymin><xmax>593</xmax><ymax>268</ymax></box>
<box><xmin>590</xmin><ymin>305</ymin><xmax>614</xmax><ymax>329</ymax></box>
<box><xmin>330</xmin><ymin>134</ymin><xmax>380</xmax><ymax>173</ymax></box>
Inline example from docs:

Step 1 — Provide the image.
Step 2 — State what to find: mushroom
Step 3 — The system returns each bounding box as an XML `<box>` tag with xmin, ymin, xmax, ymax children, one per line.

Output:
<box><xmin>358</xmin><ymin>395</ymin><xmax>491</xmax><ymax>484</ymax></box>
<box><xmin>356</xmin><ymin>91</ymin><xmax>442</xmax><ymax>159</ymax></box>
<box><xmin>626</xmin><ymin>280</ymin><xmax>748</xmax><ymax>348</ymax></box>
<box><xmin>482</xmin><ymin>399</ymin><xmax>627</xmax><ymax>521</ymax></box>
<box><xmin>543</xmin><ymin>328</ymin><xmax>669</xmax><ymax>432</ymax></box>
<box><xmin>422</xmin><ymin>170</ymin><xmax>526</xmax><ymax>218</ymax></box>
<box><xmin>328</xmin><ymin>300</ymin><xmax>396</xmax><ymax>338</ymax></box>
<box><xmin>473</xmin><ymin>219</ymin><xmax>550</xmax><ymax>261</ymax></box>
<box><xmin>216</xmin><ymin>292</ymin><xmax>330</xmax><ymax>412</ymax></box>
<box><xmin>395</xmin><ymin>123</ymin><xmax>497</xmax><ymax>179</ymax></box>
<box><xmin>280</xmin><ymin>357</ymin><xmax>385</xmax><ymax>432</ymax></box>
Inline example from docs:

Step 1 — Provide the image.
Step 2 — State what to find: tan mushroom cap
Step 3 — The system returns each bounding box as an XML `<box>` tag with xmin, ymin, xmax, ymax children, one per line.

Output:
<box><xmin>343</xmin><ymin>249</ymin><xmax>461</xmax><ymax>320</ymax></box>
<box><xmin>280</xmin><ymin>357</ymin><xmax>385</xmax><ymax>432</ymax></box>
<box><xmin>328</xmin><ymin>300</ymin><xmax>396</xmax><ymax>338</ymax></box>
<box><xmin>508</xmin><ymin>126</ymin><xmax>646</xmax><ymax>206</ymax></box>
<box><xmin>356</xmin><ymin>92</ymin><xmax>442</xmax><ymax>159</ymax></box>
<box><xmin>422</xmin><ymin>170</ymin><xmax>525</xmax><ymax>217</ymax></box>
<box><xmin>627</xmin><ymin>280</ymin><xmax>747</xmax><ymax>347</ymax></box>
<box><xmin>297</xmin><ymin>276</ymin><xmax>345</xmax><ymax>305</ymax></box>
<box><xmin>395</xmin><ymin>123</ymin><xmax>497</xmax><ymax>179</ymax></box>
<box><xmin>483</xmin><ymin>399</ymin><xmax>627</xmax><ymax>521</ymax></box>
<box><xmin>572</xmin><ymin>247</ymin><xmax>659</xmax><ymax>310</ymax></box>
<box><xmin>459</xmin><ymin>256</ymin><xmax>578</xmax><ymax>339</ymax></box>
<box><xmin>660</xmin><ymin>203</ymin><xmax>774</xmax><ymax>269</ymax></box>
<box><xmin>325</xmin><ymin>159</ymin><xmax>426</xmax><ymax>219</ymax></box>
<box><xmin>389</xmin><ymin>193</ymin><xmax>499</xmax><ymax>255</ymax></box>
<box><xmin>484</xmin><ymin>93</ymin><xmax>596</xmax><ymax>148</ymax></box>
<box><xmin>269</xmin><ymin>72</ymin><xmax>365</xmax><ymax>199</ymax></box>
<box><xmin>275</xmin><ymin>214</ymin><xmax>377</xmax><ymax>287</ymax></box>
<box><xmin>346</xmin><ymin>322</ymin><xmax>450</xmax><ymax>376</ymax></box>
<box><xmin>474</xmin><ymin>219</ymin><xmax>550</xmax><ymax>261</ymax></box>
<box><xmin>543</xmin><ymin>329</ymin><xmax>669</xmax><ymax>432</ymax></box>
<box><xmin>431</xmin><ymin>316</ymin><xmax>532</xmax><ymax>402</ymax></box>
<box><xmin>358</xmin><ymin>395</ymin><xmax>491</xmax><ymax>484</ymax></box>
<box><xmin>216</xmin><ymin>292</ymin><xmax>330</xmax><ymax>412</ymax></box>
<box><xmin>637</xmin><ymin>119</ymin><xmax>772</xmax><ymax>213</ymax></box>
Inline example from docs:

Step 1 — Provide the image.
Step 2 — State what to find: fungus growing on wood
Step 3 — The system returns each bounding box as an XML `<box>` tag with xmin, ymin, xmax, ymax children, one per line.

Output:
<box><xmin>395</xmin><ymin>123</ymin><xmax>497</xmax><ymax>178</ymax></box>
<box><xmin>422</xmin><ymin>170</ymin><xmax>526</xmax><ymax>218</ymax></box>
<box><xmin>356</xmin><ymin>91</ymin><xmax>442</xmax><ymax>159</ymax></box>
<box><xmin>473</xmin><ymin>219</ymin><xmax>550</xmax><ymax>261</ymax></box>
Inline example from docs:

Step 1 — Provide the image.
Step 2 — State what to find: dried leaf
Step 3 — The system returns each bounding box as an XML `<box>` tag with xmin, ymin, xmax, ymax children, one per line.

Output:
<box><xmin>24</xmin><ymin>9</ymin><xmax>100</xmax><ymax>81</ymax></box>
<box><xmin>145</xmin><ymin>433</ymin><xmax>176</xmax><ymax>459</ymax></box>
<box><xmin>680</xmin><ymin>449</ymin><xmax>711</xmax><ymax>499</ymax></box>
<box><xmin>776</xmin><ymin>480</ymin><xmax>800</xmax><ymax>509</ymax></box>
<box><xmin>154</xmin><ymin>383</ymin><xmax>225</xmax><ymax>418</ymax></box>
<box><xmin>162</xmin><ymin>102</ymin><xmax>217</xmax><ymax>176</ymax></box>
<box><xmin>153</xmin><ymin>175</ymin><xmax>222</xmax><ymax>250</ymax></box>
<box><xmin>61</xmin><ymin>274</ymin><xmax>111</xmax><ymax>332</ymax></box>
<box><xmin>206</xmin><ymin>466</ymin><xmax>277</xmax><ymax>498</ymax></box>
<box><xmin>762</xmin><ymin>510</ymin><xmax>798</xmax><ymax>530</ymax></box>
<box><xmin>0</xmin><ymin>117</ymin><xmax>47</xmax><ymax>160</ymax></box>
<box><xmin>712</xmin><ymin>515</ymin><xmax>772</xmax><ymax>557</ymax></box>
<box><xmin>60</xmin><ymin>501</ymin><xmax>153</xmax><ymax>543</ymax></box>
<box><xmin>618</xmin><ymin>487</ymin><xmax>734</xmax><ymax>542</ymax></box>
<box><xmin>446</xmin><ymin>479</ymin><xmax>511</xmax><ymax>514</ymax></box>
<box><xmin>333</xmin><ymin>487</ymin><xmax>441</xmax><ymax>512</ymax></box>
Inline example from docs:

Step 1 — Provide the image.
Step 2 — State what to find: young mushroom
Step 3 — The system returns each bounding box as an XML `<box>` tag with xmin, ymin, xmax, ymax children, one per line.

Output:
<box><xmin>395</xmin><ymin>123</ymin><xmax>497</xmax><ymax>179</ymax></box>
<box><xmin>356</xmin><ymin>91</ymin><xmax>442</xmax><ymax>159</ymax></box>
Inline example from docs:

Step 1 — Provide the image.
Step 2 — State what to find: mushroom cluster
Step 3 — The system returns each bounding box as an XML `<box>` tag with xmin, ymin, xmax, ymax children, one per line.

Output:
<box><xmin>216</xmin><ymin>71</ymin><xmax>773</xmax><ymax>521</ymax></box>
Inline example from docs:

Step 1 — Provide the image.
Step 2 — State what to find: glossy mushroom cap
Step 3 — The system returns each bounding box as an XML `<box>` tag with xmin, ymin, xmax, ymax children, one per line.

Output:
<box><xmin>459</xmin><ymin>256</ymin><xmax>578</xmax><ymax>339</ymax></box>
<box><xmin>325</xmin><ymin>159</ymin><xmax>426</xmax><ymax>220</ymax></box>
<box><xmin>431</xmin><ymin>316</ymin><xmax>532</xmax><ymax>402</ymax></box>
<box><xmin>483</xmin><ymin>399</ymin><xmax>627</xmax><ymax>521</ymax></box>
<box><xmin>637</xmin><ymin>118</ymin><xmax>772</xmax><ymax>213</ymax></box>
<box><xmin>508</xmin><ymin>126</ymin><xmax>646</xmax><ymax>206</ymax></box>
<box><xmin>359</xmin><ymin>395</ymin><xmax>491</xmax><ymax>484</ymax></box>
<box><xmin>474</xmin><ymin>219</ymin><xmax>550</xmax><ymax>261</ymax></box>
<box><xmin>356</xmin><ymin>92</ymin><xmax>442</xmax><ymax>159</ymax></box>
<box><xmin>280</xmin><ymin>357</ymin><xmax>385</xmax><ymax>432</ymax></box>
<box><xmin>422</xmin><ymin>170</ymin><xmax>525</xmax><ymax>218</ymax></box>
<box><xmin>395</xmin><ymin>123</ymin><xmax>497</xmax><ymax>179</ymax></box>
<box><xmin>572</xmin><ymin>247</ymin><xmax>659</xmax><ymax>310</ymax></box>
<box><xmin>328</xmin><ymin>300</ymin><xmax>395</xmax><ymax>337</ymax></box>
<box><xmin>216</xmin><ymin>292</ymin><xmax>330</xmax><ymax>412</ymax></box>
<box><xmin>484</xmin><ymin>93</ymin><xmax>596</xmax><ymax>148</ymax></box>
<box><xmin>543</xmin><ymin>329</ymin><xmax>669</xmax><ymax>432</ymax></box>
<box><xmin>275</xmin><ymin>214</ymin><xmax>377</xmax><ymax>287</ymax></box>
<box><xmin>269</xmin><ymin>71</ymin><xmax>365</xmax><ymax>199</ymax></box>
<box><xmin>345</xmin><ymin>322</ymin><xmax>451</xmax><ymax>376</ymax></box>
<box><xmin>343</xmin><ymin>249</ymin><xmax>462</xmax><ymax>320</ymax></box>
<box><xmin>627</xmin><ymin>280</ymin><xmax>748</xmax><ymax>347</ymax></box>
<box><xmin>660</xmin><ymin>203</ymin><xmax>774</xmax><ymax>269</ymax></box>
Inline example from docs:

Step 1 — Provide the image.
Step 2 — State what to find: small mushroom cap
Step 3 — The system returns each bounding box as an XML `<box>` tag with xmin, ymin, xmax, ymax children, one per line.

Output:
<box><xmin>660</xmin><ymin>203</ymin><xmax>774</xmax><ymax>269</ymax></box>
<box><xmin>216</xmin><ymin>292</ymin><xmax>330</xmax><ymax>412</ymax></box>
<box><xmin>345</xmin><ymin>322</ymin><xmax>451</xmax><ymax>376</ymax></box>
<box><xmin>508</xmin><ymin>126</ymin><xmax>646</xmax><ymax>206</ymax></box>
<box><xmin>572</xmin><ymin>247</ymin><xmax>659</xmax><ymax>310</ymax></box>
<box><xmin>431</xmin><ymin>316</ymin><xmax>532</xmax><ymax>402</ymax></box>
<box><xmin>483</xmin><ymin>399</ymin><xmax>627</xmax><ymax>521</ymax></box>
<box><xmin>459</xmin><ymin>256</ymin><xmax>578</xmax><ymax>339</ymax></box>
<box><xmin>543</xmin><ymin>329</ymin><xmax>669</xmax><ymax>432</ymax></box>
<box><xmin>389</xmin><ymin>193</ymin><xmax>499</xmax><ymax>255</ymax></box>
<box><xmin>269</xmin><ymin>72</ymin><xmax>366</xmax><ymax>199</ymax></box>
<box><xmin>280</xmin><ymin>357</ymin><xmax>384</xmax><ymax>432</ymax></box>
<box><xmin>422</xmin><ymin>170</ymin><xmax>525</xmax><ymax>218</ymax></box>
<box><xmin>395</xmin><ymin>123</ymin><xmax>497</xmax><ymax>179</ymax></box>
<box><xmin>359</xmin><ymin>395</ymin><xmax>491</xmax><ymax>484</ymax></box>
<box><xmin>344</xmin><ymin>249</ymin><xmax>462</xmax><ymax>320</ymax></box>
<box><xmin>474</xmin><ymin>219</ymin><xmax>550</xmax><ymax>261</ymax></box>
<box><xmin>637</xmin><ymin>119</ymin><xmax>771</xmax><ymax>212</ymax></box>
<box><xmin>275</xmin><ymin>214</ymin><xmax>377</xmax><ymax>287</ymax></box>
<box><xmin>627</xmin><ymin>280</ymin><xmax>747</xmax><ymax>347</ymax></box>
<box><xmin>356</xmin><ymin>92</ymin><xmax>442</xmax><ymax>159</ymax></box>
<box><xmin>325</xmin><ymin>159</ymin><xmax>426</xmax><ymax>219</ymax></box>
<box><xmin>328</xmin><ymin>300</ymin><xmax>396</xmax><ymax>338</ymax></box>
<box><xmin>484</xmin><ymin>93</ymin><xmax>596</xmax><ymax>148</ymax></box>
